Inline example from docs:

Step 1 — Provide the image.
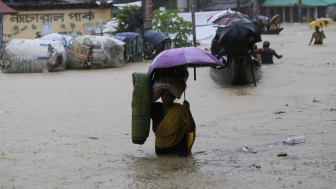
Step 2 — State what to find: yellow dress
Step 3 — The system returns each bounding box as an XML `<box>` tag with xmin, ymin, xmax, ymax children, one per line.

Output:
<box><xmin>155</xmin><ymin>103</ymin><xmax>195</xmax><ymax>153</ymax></box>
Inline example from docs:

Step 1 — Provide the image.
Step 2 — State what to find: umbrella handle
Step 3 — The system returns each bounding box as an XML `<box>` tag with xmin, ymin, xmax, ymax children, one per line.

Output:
<box><xmin>183</xmin><ymin>67</ymin><xmax>186</xmax><ymax>100</ymax></box>
<box><xmin>194</xmin><ymin>66</ymin><xmax>196</xmax><ymax>81</ymax></box>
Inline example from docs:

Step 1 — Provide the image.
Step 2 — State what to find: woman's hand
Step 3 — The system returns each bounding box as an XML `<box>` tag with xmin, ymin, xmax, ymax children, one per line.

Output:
<box><xmin>183</xmin><ymin>100</ymin><xmax>190</xmax><ymax>111</ymax></box>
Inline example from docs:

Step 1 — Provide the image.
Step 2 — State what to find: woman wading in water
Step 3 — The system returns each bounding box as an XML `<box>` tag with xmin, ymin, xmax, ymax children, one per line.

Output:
<box><xmin>151</xmin><ymin>89</ymin><xmax>196</xmax><ymax>157</ymax></box>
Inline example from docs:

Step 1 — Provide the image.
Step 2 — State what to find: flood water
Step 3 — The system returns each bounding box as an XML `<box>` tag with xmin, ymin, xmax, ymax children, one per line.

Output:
<box><xmin>1</xmin><ymin>24</ymin><xmax>336</xmax><ymax>188</ymax></box>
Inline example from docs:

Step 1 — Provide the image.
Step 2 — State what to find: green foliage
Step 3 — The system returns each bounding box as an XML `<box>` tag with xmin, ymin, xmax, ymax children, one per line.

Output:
<box><xmin>152</xmin><ymin>9</ymin><xmax>192</xmax><ymax>48</ymax></box>
<box><xmin>111</xmin><ymin>5</ymin><xmax>140</xmax><ymax>35</ymax></box>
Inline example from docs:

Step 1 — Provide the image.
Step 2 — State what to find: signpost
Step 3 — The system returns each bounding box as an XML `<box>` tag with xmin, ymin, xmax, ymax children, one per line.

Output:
<box><xmin>143</xmin><ymin>0</ymin><xmax>152</xmax><ymax>32</ymax></box>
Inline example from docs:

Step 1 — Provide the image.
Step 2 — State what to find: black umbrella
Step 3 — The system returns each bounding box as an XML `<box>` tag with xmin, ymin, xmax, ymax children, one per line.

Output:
<box><xmin>219</xmin><ymin>18</ymin><xmax>261</xmax><ymax>55</ymax></box>
<box><xmin>213</xmin><ymin>12</ymin><xmax>253</xmax><ymax>25</ymax></box>
<box><xmin>219</xmin><ymin>18</ymin><xmax>262</xmax><ymax>87</ymax></box>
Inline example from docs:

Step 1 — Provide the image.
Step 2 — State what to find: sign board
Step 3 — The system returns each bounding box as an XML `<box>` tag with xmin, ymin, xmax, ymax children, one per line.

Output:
<box><xmin>145</xmin><ymin>0</ymin><xmax>152</xmax><ymax>5</ymax></box>
<box><xmin>42</xmin><ymin>23</ymin><xmax>52</xmax><ymax>35</ymax></box>
<box><xmin>145</xmin><ymin>0</ymin><xmax>152</xmax><ymax>20</ymax></box>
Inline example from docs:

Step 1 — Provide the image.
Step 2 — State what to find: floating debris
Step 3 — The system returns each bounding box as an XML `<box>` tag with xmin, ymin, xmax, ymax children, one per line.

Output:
<box><xmin>124</xmin><ymin>133</ymin><xmax>129</xmax><ymax>135</ymax></box>
<box><xmin>256</xmin><ymin>166</ymin><xmax>261</xmax><ymax>169</ymax></box>
<box><xmin>277</xmin><ymin>152</ymin><xmax>287</xmax><ymax>157</ymax></box>
<box><xmin>297</xmin><ymin>110</ymin><xmax>301</xmax><ymax>112</ymax></box>
<box><xmin>274</xmin><ymin>111</ymin><xmax>285</xmax><ymax>114</ymax></box>
<box><xmin>312</xmin><ymin>98</ymin><xmax>320</xmax><ymax>102</ymax></box>
<box><xmin>89</xmin><ymin>137</ymin><xmax>98</xmax><ymax>140</ymax></box>
<box><xmin>298</xmin><ymin>180</ymin><xmax>302</xmax><ymax>184</ymax></box>
<box><xmin>51</xmin><ymin>130</ymin><xmax>55</xmax><ymax>132</ymax></box>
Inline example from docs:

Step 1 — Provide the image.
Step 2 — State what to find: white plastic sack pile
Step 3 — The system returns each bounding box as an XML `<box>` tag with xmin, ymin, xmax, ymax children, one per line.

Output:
<box><xmin>102</xmin><ymin>18</ymin><xmax>117</xmax><ymax>35</ymax></box>
<box><xmin>67</xmin><ymin>36</ymin><xmax>125</xmax><ymax>69</ymax></box>
<box><xmin>1</xmin><ymin>39</ymin><xmax>64</xmax><ymax>73</ymax></box>
<box><xmin>40</xmin><ymin>33</ymin><xmax>71</xmax><ymax>69</ymax></box>
<box><xmin>41</xmin><ymin>33</ymin><xmax>72</xmax><ymax>50</ymax></box>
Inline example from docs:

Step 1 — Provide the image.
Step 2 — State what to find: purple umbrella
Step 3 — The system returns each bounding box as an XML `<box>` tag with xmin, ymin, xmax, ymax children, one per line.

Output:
<box><xmin>147</xmin><ymin>47</ymin><xmax>224</xmax><ymax>78</ymax></box>
<box><xmin>258</xmin><ymin>15</ymin><xmax>269</xmax><ymax>21</ymax></box>
<box><xmin>147</xmin><ymin>47</ymin><xmax>224</xmax><ymax>99</ymax></box>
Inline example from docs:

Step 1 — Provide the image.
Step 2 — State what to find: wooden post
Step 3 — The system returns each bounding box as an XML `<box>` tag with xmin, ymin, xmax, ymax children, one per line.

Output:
<box><xmin>290</xmin><ymin>6</ymin><xmax>293</xmax><ymax>23</ymax></box>
<box><xmin>283</xmin><ymin>7</ymin><xmax>285</xmax><ymax>23</ymax></box>
<box><xmin>191</xmin><ymin>0</ymin><xmax>196</xmax><ymax>47</ymax></box>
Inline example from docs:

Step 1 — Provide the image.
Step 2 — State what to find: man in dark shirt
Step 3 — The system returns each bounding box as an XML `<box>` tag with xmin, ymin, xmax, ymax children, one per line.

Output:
<box><xmin>258</xmin><ymin>20</ymin><xmax>265</xmax><ymax>32</ymax></box>
<box><xmin>253</xmin><ymin>41</ymin><xmax>283</xmax><ymax>64</ymax></box>
<box><xmin>211</xmin><ymin>34</ymin><xmax>220</xmax><ymax>56</ymax></box>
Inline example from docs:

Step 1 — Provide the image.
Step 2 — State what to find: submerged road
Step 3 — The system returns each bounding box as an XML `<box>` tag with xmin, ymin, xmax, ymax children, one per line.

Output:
<box><xmin>1</xmin><ymin>23</ymin><xmax>336</xmax><ymax>188</ymax></box>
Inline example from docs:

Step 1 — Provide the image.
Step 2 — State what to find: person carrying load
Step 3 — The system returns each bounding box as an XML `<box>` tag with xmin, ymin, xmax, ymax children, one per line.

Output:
<box><xmin>151</xmin><ymin>89</ymin><xmax>196</xmax><ymax>157</ymax></box>
<box><xmin>150</xmin><ymin>67</ymin><xmax>196</xmax><ymax>157</ymax></box>
<box><xmin>131</xmin><ymin>67</ymin><xmax>196</xmax><ymax>157</ymax></box>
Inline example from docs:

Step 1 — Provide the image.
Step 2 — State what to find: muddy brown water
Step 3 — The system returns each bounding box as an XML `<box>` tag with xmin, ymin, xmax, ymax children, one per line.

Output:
<box><xmin>1</xmin><ymin>24</ymin><xmax>336</xmax><ymax>188</ymax></box>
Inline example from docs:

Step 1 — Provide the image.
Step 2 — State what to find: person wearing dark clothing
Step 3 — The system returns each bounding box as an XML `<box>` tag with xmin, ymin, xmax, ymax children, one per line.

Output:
<box><xmin>258</xmin><ymin>20</ymin><xmax>265</xmax><ymax>31</ymax></box>
<box><xmin>211</xmin><ymin>34</ymin><xmax>220</xmax><ymax>56</ymax></box>
<box><xmin>253</xmin><ymin>41</ymin><xmax>282</xmax><ymax>64</ymax></box>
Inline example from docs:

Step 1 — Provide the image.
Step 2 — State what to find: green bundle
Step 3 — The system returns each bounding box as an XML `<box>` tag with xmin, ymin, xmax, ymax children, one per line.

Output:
<box><xmin>131</xmin><ymin>73</ymin><xmax>152</xmax><ymax>144</ymax></box>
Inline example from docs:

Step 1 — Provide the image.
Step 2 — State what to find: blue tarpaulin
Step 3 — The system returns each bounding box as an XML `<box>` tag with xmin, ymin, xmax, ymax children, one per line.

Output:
<box><xmin>116</xmin><ymin>32</ymin><xmax>139</xmax><ymax>43</ymax></box>
<box><xmin>143</xmin><ymin>30</ymin><xmax>169</xmax><ymax>48</ymax></box>
<box><xmin>107</xmin><ymin>35</ymin><xmax>127</xmax><ymax>42</ymax></box>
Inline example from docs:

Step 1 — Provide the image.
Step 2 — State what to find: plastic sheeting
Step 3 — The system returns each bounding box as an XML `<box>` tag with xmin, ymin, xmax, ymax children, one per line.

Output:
<box><xmin>116</xmin><ymin>32</ymin><xmax>139</xmax><ymax>43</ymax></box>
<box><xmin>67</xmin><ymin>36</ymin><xmax>125</xmax><ymax>69</ymax></box>
<box><xmin>143</xmin><ymin>30</ymin><xmax>169</xmax><ymax>48</ymax></box>
<box><xmin>41</xmin><ymin>33</ymin><xmax>72</xmax><ymax>69</ymax></box>
<box><xmin>41</xmin><ymin>33</ymin><xmax>72</xmax><ymax>50</ymax></box>
<box><xmin>1</xmin><ymin>39</ymin><xmax>64</xmax><ymax>73</ymax></box>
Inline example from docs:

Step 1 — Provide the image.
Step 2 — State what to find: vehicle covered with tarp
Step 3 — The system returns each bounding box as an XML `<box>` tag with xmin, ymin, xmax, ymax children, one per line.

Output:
<box><xmin>67</xmin><ymin>36</ymin><xmax>125</xmax><ymax>69</ymax></box>
<box><xmin>1</xmin><ymin>39</ymin><xmax>65</xmax><ymax>73</ymax></box>
<box><xmin>107</xmin><ymin>35</ymin><xmax>131</xmax><ymax>62</ymax></box>
<box><xmin>116</xmin><ymin>32</ymin><xmax>143</xmax><ymax>62</ymax></box>
<box><xmin>143</xmin><ymin>30</ymin><xmax>171</xmax><ymax>59</ymax></box>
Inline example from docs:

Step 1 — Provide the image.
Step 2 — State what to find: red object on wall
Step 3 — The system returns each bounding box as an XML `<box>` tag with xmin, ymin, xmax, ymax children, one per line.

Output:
<box><xmin>0</xmin><ymin>0</ymin><xmax>19</xmax><ymax>14</ymax></box>
<box><xmin>145</xmin><ymin>0</ymin><xmax>152</xmax><ymax>20</ymax></box>
<box><xmin>145</xmin><ymin>0</ymin><xmax>152</xmax><ymax>5</ymax></box>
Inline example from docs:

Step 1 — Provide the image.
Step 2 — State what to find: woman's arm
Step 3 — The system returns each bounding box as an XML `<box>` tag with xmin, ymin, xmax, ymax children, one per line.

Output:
<box><xmin>183</xmin><ymin>100</ymin><xmax>196</xmax><ymax>132</ymax></box>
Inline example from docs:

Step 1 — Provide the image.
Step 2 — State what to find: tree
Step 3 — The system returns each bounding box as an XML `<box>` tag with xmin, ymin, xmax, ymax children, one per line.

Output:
<box><xmin>111</xmin><ymin>5</ymin><xmax>142</xmax><ymax>35</ymax></box>
<box><xmin>152</xmin><ymin>9</ymin><xmax>192</xmax><ymax>48</ymax></box>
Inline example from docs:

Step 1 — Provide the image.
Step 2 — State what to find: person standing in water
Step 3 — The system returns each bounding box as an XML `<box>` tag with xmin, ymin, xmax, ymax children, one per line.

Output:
<box><xmin>151</xmin><ymin>89</ymin><xmax>196</xmax><ymax>157</ymax></box>
<box><xmin>309</xmin><ymin>25</ymin><xmax>326</xmax><ymax>45</ymax></box>
<box><xmin>254</xmin><ymin>41</ymin><xmax>283</xmax><ymax>64</ymax></box>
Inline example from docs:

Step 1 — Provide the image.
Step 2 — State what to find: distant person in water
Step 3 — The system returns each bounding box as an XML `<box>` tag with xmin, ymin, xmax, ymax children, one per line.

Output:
<box><xmin>253</xmin><ymin>41</ymin><xmax>283</xmax><ymax>64</ymax></box>
<box><xmin>309</xmin><ymin>26</ymin><xmax>326</xmax><ymax>45</ymax></box>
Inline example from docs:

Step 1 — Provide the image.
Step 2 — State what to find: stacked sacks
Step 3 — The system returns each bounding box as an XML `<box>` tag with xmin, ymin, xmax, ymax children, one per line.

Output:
<box><xmin>152</xmin><ymin>65</ymin><xmax>189</xmax><ymax>102</ymax></box>
<box><xmin>67</xmin><ymin>36</ymin><xmax>125</xmax><ymax>69</ymax></box>
<box><xmin>1</xmin><ymin>39</ymin><xmax>65</xmax><ymax>73</ymax></box>
<box><xmin>41</xmin><ymin>33</ymin><xmax>73</xmax><ymax>68</ymax></box>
